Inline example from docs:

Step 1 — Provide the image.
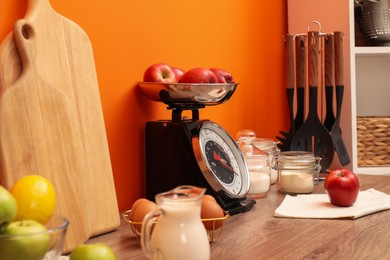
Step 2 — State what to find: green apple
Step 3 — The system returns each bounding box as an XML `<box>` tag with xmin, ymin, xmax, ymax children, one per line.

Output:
<box><xmin>0</xmin><ymin>219</ymin><xmax>50</xmax><ymax>260</ymax></box>
<box><xmin>0</xmin><ymin>185</ymin><xmax>17</xmax><ymax>230</ymax></box>
<box><xmin>70</xmin><ymin>243</ymin><xmax>117</xmax><ymax>260</ymax></box>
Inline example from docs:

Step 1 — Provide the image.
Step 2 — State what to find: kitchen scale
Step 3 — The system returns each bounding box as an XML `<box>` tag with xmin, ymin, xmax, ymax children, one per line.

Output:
<box><xmin>139</xmin><ymin>82</ymin><xmax>255</xmax><ymax>215</ymax></box>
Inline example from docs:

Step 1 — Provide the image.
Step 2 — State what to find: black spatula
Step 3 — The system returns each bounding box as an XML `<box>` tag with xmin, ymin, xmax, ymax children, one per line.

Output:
<box><xmin>323</xmin><ymin>34</ymin><xmax>336</xmax><ymax>132</ymax></box>
<box><xmin>331</xmin><ymin>31</ymin><xmax>350</xmax><ymax>166</ymax></box>
<box><xmin>291</xmin><ymin>31</ymin><xmax>334</xmax><ymax>171</ymax></box>
<box><xmin>294</xmin><ymin>35</ymin><xmax>306</xmax><ymax>132</ymax></box>
<box><xmin>277</xmin><ymin>34</ymin><xmax>295</xmax><ymax>151</ymax></box>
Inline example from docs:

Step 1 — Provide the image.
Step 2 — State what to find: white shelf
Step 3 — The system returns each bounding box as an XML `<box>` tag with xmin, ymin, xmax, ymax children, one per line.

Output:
<box><xmin>350</xmin><ymin>1</ymin><xmax>390</xmax><ymax>175</ymax></box>
<box><xmin>356</xmin><ymin>167</ymin><xmax>390</xmax><ymax>176</ymax></box>
<box><xmin>354</xmin><ymin>47</ymin><xmax>390</xmax><ymax>56</ymax></box>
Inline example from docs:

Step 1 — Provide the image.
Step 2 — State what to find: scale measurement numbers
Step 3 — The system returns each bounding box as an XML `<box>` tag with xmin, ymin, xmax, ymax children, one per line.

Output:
<box><xmin>200</xmin><ymin>128</ymin><xmax>243</xmax><ymax>196</ymax></box>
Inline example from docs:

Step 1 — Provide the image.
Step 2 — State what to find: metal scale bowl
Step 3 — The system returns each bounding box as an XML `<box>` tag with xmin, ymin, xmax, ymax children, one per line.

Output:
<box><xmin>139</xmin><ymin>82</ymin><xmax>255</xmax><ymax>215</ymax></box>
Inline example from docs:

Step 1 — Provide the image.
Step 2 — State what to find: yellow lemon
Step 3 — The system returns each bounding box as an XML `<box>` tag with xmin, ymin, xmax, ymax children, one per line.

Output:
<box><xmin>10</xmin><ymin>175</ymin><xmax>56</xmax><ymax>224</ymax></box>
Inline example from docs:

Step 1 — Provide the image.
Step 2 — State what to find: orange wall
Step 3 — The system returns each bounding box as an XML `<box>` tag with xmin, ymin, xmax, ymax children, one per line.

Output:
<box><xmin>0</xmin><ymin>0</ymin><xmax>288</xmax><ymax>211</ymax></box>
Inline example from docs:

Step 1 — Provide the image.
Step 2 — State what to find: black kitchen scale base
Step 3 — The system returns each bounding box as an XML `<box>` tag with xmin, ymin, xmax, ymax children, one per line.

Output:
<box><xmin>145</xmin><ymin>90</ymin><xmax>255</xmax><ymax>215</ymax></box>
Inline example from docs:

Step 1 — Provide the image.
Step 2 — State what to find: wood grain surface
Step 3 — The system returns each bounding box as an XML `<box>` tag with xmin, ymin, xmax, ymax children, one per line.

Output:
<box><xmin>86</xmin><ymin>174</ymin><xmax>390</xmax><ymax>259</ymax></box>
<box><xmin>0</xmin><ymin>0</ymin><xmax>119</xmax><ymax>252</ymax></box>
<box><xmin>0</xmin><ymin>18</ymin><xmax>90</xmax><ymax>252</ymax></box>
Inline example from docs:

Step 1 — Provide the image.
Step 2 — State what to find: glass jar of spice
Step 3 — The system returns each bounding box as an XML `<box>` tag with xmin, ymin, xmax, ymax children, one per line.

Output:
<box><xmin>276</xmin><ymin>151</ymin><xmax>321</xmax><ymax>195</ymax></box>
<box><xmin>252</xmin><ymin>138</ymin><xmax>280</xmax><ymax>185</ymax></box>
<box><xmin>237</xmin><ymin>136</ymin><xmax>271</xmax><ymax>199</ymax></box>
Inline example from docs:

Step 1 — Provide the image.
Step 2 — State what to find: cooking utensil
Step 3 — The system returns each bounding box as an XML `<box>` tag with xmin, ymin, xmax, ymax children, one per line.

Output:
<box><xmin>331</xmin><ymin>31</ymin><xmax>350</xmax><ymax>166</ymax></box>
<box><xmin>295</xmin><ymin>35</ymin><xmax>306</xmax><ymax>132</ymax></box>
<box><xmin>277</xmin><ymin>35</ymin><xmax>295</xmax><ymax>151</ymax></box>
<box><xmin>0</xmin><ymin>19</ymin><xmax>90</xmax><ymax>252</ymax></box>
<box><xmin>0</xmin><ymin>0</ymin><xmax>119</xmax><ymax>251</ymax></box>
<box><xmin>323</xmin><ymin>34</ymin><xmax>336</xmax><ymax>131</ymax></box>
<box><xmin>357</xmin><ymin>0</ymin><xmax>390</xmax><ymax>45</ymax></box>
<box><xmin>291</xmin><ymin>31</ymin><xmax>334</xmax><ymax>171</ymax></box>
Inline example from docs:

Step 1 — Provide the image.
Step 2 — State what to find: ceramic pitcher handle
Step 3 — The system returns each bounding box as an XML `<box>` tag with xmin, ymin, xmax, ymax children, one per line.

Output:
<box><xmin>141</xmin><ymin>208</ymin><xmax>162</xmax><ymax>260</ymax></box>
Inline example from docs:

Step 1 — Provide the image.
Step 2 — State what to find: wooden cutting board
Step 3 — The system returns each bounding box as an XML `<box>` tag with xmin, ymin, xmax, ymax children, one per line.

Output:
<box><xmin>0</xmin><ymin>33</ymin><xmax>21</xmax><ymax>89</ymax></box>
<box><xmin>0</xmin><ymin>0</ymin><xmax>119</xmax><ymax>252</ymax></box>
<box><xmin>0</xmin><ymin>20</ymin><xmax>91</xmax><ymax>252</ymax></box>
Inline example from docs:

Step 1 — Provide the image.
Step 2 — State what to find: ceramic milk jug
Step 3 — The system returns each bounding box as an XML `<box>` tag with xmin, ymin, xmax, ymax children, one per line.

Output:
<box><xmin>141</xmin><ymin>185</ymin><xmax>210</xmax><ymax>260</ymax></box>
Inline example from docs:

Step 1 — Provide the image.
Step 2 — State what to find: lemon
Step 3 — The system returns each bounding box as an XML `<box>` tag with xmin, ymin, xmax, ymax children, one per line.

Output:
<box><xmin>10</xmin><ymin>175</ymin><xmax>56</xmax><ymax>224</ymax></box>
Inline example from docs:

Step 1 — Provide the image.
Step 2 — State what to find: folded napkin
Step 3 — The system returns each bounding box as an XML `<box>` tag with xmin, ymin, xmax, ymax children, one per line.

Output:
<box><xmin>274</xmin><ymin>188</ymin><xmax>390</xmax><ymax>219</ymax></box>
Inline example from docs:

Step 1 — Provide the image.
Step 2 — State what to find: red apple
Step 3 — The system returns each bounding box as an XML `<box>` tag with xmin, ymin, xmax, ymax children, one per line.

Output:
<box><xmin>209</xmin><ymin>68</ymin><xmax>235</xmax><ymax>83</ymax></box>
<box><xmin>324</xmin><ymin>169</ymin><xmax>360</xmax><ymax>207</ymax></box>
<box><xmin>171</xmin><ymin>67</ymin><xmax>185</xmax><ymax>82</ymax></box>
<box><xmin>143</xmin><ymin>63</ymin><xmax>176</xmax><ymax>83</ymax></box>
<box><xmin>178</xmin><ymin>68</ymin><xmax>218</xmax><ymax>83</ymax></box>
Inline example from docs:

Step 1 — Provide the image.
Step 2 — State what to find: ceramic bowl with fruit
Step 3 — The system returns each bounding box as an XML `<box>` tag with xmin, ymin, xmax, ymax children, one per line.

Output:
<box><xmin>0</xmin><ymin>215</ymin><xmax>69</xmax><ymax>260</ymax></box>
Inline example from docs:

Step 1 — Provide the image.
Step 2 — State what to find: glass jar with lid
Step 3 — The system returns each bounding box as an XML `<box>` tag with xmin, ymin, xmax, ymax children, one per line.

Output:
<box><xmin>237</xmin><ymin>134</ymin><xmax>271</xmax><ymax>199</ymax></box>
<box><xmin>252</xmin><ymin>138</ymin><xmax>280</xmax><ymax>185</ymax></box>
<box><xmin>276</xmin><ymin>151</ymin><xmax>321</xmax><ymax>195</ymax></box>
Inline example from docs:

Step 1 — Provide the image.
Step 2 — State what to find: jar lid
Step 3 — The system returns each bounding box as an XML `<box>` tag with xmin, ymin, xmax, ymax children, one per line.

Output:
<box><xmin>252</xmin><ymin>138</ymin><xmax>276</xmax><ymax>152</ymax></box>
<box><xmin>277</xmin><ymin>151</ymin><xmax>317</xmax><ymax>166</ymax></box>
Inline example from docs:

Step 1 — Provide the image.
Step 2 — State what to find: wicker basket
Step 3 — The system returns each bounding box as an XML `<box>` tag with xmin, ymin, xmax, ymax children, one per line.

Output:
<box><xmin>357</xmin><ymin>116</ymin><xmax>390</xmax><ymax>166</ymax></box>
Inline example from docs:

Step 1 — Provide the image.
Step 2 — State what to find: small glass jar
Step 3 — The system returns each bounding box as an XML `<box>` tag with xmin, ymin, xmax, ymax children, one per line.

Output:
<box><xmin>276</xmin><ymin>151</ymin><xmax>321</xmax><ymax>195</ymax></box>
<box><xmin>252</xmin><ymin>138</ymin><xmax>280</xmax><ymax>185</ymax></box>
<box><xmin>237</xmin><ymin>137</ymin><xmax>271</xmax><ymax>199</ymax></box>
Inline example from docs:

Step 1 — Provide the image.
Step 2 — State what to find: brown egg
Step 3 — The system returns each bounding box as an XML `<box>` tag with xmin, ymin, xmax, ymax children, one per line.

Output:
<box><xmin>203</xmin><ymin>194</ymin><xmax>217</xmax><ymax>202</ymax></box>
<box><xmin>130</xmin><ymin>198</ymin><xmax>150</xmax><ymax>221</ymax></box>
<box><xmin>132</xmin><ymin>199</ymin><xmax>159</xmax><ymax>232</ymax></box>
<box><xmin>201</xmin><ymin>196</ymin><xmax>224</xmax><ymax>230</ymax></box>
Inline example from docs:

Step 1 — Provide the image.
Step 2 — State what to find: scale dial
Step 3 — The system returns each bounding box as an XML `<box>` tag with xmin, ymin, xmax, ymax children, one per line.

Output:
<box><xmin>193</xmin><ymin>121</ymin><xmax>250</xmax><ymax>198</ymax></box>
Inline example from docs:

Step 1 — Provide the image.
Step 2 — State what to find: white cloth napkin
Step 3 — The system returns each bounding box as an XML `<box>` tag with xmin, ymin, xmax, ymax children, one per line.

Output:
<box><xmin>274</xmin><ymin>188</ymin><xmax>390</xmax><ymax>219</ymax></box>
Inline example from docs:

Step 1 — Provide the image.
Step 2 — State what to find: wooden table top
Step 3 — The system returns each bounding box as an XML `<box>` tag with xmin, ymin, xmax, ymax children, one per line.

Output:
<box><xmin>86</xmin><ymin>174</ymin><xmax>390</xmax><ymax>259</ymax></box>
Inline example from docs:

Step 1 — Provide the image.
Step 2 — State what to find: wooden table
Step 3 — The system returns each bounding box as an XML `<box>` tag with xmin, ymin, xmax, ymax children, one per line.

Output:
<box><xmin>87</xmin><ymin>174</ymin><xmax>390</xmax><ymax>259</ymax></box>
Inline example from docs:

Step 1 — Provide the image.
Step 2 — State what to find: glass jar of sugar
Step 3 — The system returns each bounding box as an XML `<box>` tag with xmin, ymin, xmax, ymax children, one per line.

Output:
<box><xmin>252</xmin><ymin>138</ymin><xmax>280</xmax><ymax>185</ymax></box>
<box><xmin>238</xmin><ymin>137</ymin><xmax>271</xmax><ymax>199</ymax></box>
<box><xmin>276</xmin><ymin>151</ymin><xmax>321</xmax><ymax>195</ymax></box>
